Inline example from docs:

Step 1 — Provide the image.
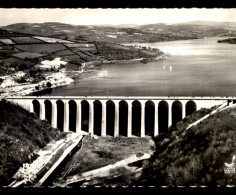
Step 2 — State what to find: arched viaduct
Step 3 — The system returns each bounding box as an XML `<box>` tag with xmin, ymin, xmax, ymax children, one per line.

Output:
<box><xmin>5</xmin><ymin>96</ymin><xmax>235</xmax><ymax>137</ymax></box>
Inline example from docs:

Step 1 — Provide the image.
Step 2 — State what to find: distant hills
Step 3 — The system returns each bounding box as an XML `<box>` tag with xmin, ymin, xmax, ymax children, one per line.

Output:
<box><xmin>90</xmin><ymin>24</ymin><xmax>140</xmax><ymax>28</ymax></box>
<box><xmin>178</xmin><ymin>20</ymin><xmax>236</xmax><ymax>27</ymax></box>
<box><xmin>2</xmin><ymin>20</ymin><xmax>235</xmax><ymax>45</ymax></box>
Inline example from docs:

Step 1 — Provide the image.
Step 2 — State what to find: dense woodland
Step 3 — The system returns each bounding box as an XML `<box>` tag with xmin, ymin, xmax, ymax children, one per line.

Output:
<box><xmin>136</xmin><ymin>107</ymin><xmax>236</xmax><ymax>186</ymax></box>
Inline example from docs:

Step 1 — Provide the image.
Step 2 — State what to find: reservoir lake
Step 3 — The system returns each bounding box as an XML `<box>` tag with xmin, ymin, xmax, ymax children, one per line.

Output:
<box><xmin>35</xmin><ymin>37</ymin><xmax>236</xmax><ymax>96</ymax></box>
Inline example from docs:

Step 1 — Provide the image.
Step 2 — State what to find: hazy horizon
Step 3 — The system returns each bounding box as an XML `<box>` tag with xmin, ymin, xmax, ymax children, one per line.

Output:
<box><xmin>0</xmin><ymin>8</ymin><xmax>236</xmax><ymax>27</ymax></box>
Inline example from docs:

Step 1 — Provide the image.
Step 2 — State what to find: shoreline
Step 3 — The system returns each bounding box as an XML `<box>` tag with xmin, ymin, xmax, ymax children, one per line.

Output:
<box><xmin>31</xmin><ymin>53</ymin><xmax>168</xmax><ymax>96</ymax></box>
<box><xmin>0</xmin><ymin>70</ymin><xmax>74</xmax><ymax>98</ymax></box>
<box><xmin>0</xmin><ymin>53</ymin><xmax>168</xmax><ymax>98</ymax></box>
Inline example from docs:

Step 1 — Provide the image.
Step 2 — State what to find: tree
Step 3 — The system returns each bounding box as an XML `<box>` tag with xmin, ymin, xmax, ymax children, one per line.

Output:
<box><xmin>19</xmin><ymin>63</ymin><xmax>28</xmax><ymax>71</ymax></box>
<box><xmin>46</xmin><ymin>82</ymin><xmax>52</xmax><ymax>88</ymax></box>
<box><xmin>0</xmin><ymin>78</ymin><xmax>3</xmax><ymax>85</ymax></box>
<box><xmin>17</xmin><ymin>77</ymin><xmax>27</xmax><ymax>83</ymax></box>
<box><xmin>60</xmin><ymin>64</ymin><xmax>65</xmax><ymax>69</ymax></box>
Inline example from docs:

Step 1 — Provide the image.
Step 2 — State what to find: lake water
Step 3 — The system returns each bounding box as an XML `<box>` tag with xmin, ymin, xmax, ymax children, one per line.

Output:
<box><xmin>35</xmin><ymin>37</ymin><xmax>236</xmax><ymax>96</ymax></box>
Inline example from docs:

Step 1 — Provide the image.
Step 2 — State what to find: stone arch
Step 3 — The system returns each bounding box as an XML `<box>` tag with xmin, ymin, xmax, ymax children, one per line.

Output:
<box><xmin>32</xmin><ymin>99</ymin><xmax>40</xmax><ymax>117</ymax></box>
<box><xmin>119</xmin><ymin>100</ymin><xmax>128</xmax><ymax>136</ymax></box>
<box><xmin>44</xmin><ymin>100</ymin><xmax>52</xmax><ymax>124</ymax></box>
<box><xmin>145</xmin><ymin>100</ymin><xmax>155</xmax><ymax>136</ymax></box>
<box><xmin>186</xmin><ymin>100</ymin><xmax>197</xmax><ymax>116</ymax></box>
<box><xmin>132</xmin><ymin>100</ymin><xmax>141</xmax><ymax>137</ymax></box>
<box><xmin>69</xmin><ymin>100</ymin><xmax>77</xmax><ymax>132</ymax></box>
<box><xmin>56</xmin><ymin>100</ymin><xmax>64</xmax><ymax>132</ymax></box>
<box><xmin>81</xmin><ymin>100</ymin><xmax>89</xmax><ymax>133</ymax></box>
<box><xmin>94</xmin><ymin>100</ymin><xmax>102</xmax><ymax>136</ymax></box>
<box><xmin>106</xmin><ymin>100</ymin><xmax>115</xmax><ymax>136</ymax></box>
<box><xmin>158</xmin><ymin>101</ymin><xmax>168</xmax><ymax>133</ymax></box>
<box><xmin>172</xmin><ymin>100</ymin><xmax>182</xmax><ymax>126</ymax></box>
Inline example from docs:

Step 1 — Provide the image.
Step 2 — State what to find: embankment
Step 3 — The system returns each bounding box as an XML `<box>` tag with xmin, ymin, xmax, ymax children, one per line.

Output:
<box><xmin>0</xmin><ymin>99</ymin><xmax>62</xmax><ymax>186</ymax></box>
<box><xmin>136</xmin><ymin>105</ymin><xmax>236</xmax><ymax>186</ymax></box>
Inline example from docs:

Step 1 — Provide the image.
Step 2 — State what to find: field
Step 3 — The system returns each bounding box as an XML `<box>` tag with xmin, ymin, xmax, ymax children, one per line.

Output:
<box><xmin>71</xmin><ymin>47</ymin><xmax>97</xmax><ymax>52</ymax></box>
<box><xmin>10</xmin><ymin>37</ymin><xmax>45</xmax><ymax>44</ymax></box>
<box><xmin>72</xmin><ymin>51</ymin><xmax>98</xmax><ymax>62</ymax></box>
<box><xmin>0</xmin><ymin>49</ymin><xmax>19</xmax><ymax>59</ymax></box>
<box><xmin>73</xmin><ymin>51</ymin><xmax>91</xmax><ymax>59</ymax></box>
<box><xmin>0</xmin><ymin>51</ymin><xmax>11</xmax><ymax>60</ymax></box>
<box><xmin>64</xmin><ymin>43</ymin><xmax>85</xmax><ymax>48</ymax></box>
<box><xmin>52</xmin><ymin>49</ymin><xmax>75</xmax><ymax>57</ymax></box>
<box><xmin>12</xmin><ymin>52</ymin><xmax>46</xmax><ymax>59</ymax></box>
<box><xmin>33</xmin><ymin>36</ymin><xmax>74</xmax><ymax>43</ymax></box>
<box><xmin>64</xmin><ymin>55</ymin><xmax>85</xmax><ymax>63</ymax></box>
<box><xmin>65</xmin><ymin>62</ymin><xmax>82</xmax><ymax>71</ymax></box>
<box><xmin>4</xmin><ymin>57</ymin><xmax>36</xmax><ymax>67</ymax></box>
<box><xmin>14</xmin><ymin>43</ymin><xmax>67</xmax><ymax>54</ymax></box>
<box><xmin>0</xmin><ymin>39</ymin><xmax>15</xmax><ymax>45</ymax></box>
<box><xmin>0</xmin><ymin>45</ymin><xmax>15</xmax><ymax>50</ymax></box>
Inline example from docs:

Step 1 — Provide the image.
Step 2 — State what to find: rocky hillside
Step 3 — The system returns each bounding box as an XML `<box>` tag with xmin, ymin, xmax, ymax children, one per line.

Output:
<box><xmin>0</xmin><ymin>99</ymin><xmax>61</xmax><ymax>186</ymax></box>
<box><xmin>136</xmin><ymin>106</ymin><xmax>236</xmax><ymax>186</ymax></box>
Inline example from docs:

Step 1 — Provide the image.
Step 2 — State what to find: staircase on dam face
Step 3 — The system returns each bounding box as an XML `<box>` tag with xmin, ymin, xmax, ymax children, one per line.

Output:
<box><xmin>8</xmin><ymin>132</ymin><xmax>85</xmax><ymax>188</ymax></box>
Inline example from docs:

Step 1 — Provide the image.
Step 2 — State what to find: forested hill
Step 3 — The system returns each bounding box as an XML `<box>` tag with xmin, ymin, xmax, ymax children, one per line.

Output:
<box><xmin>218</xmin><ymin>38</ymin><xmax>236</xmax><ymax>44</ymax></box>
<box><xmin>0</xmin><ymin>99</ymin><xmax>61</xmax><ymax>186</ymax></box>
<box><xmin>136</xmin><ymin>106</ymin><xmax>236</xmax><ymax>186</ymax></box>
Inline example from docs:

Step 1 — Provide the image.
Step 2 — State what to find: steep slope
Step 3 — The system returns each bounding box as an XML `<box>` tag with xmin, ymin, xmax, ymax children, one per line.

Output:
<box><xmin>0</xmin><ymin>99</ymin><xmax>61</xmax><ymax>185</ymax></box>
<box><xmin>137</xmin><ymin>106</ymin><xmax>236</xmax><ymax>186</ymax></box>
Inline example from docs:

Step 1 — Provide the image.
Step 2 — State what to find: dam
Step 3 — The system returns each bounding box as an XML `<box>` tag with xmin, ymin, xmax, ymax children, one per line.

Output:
<box><xmin>5</xmin><ymin>96</ymin><xmax>236</xmax><ymax>137</ymax></box>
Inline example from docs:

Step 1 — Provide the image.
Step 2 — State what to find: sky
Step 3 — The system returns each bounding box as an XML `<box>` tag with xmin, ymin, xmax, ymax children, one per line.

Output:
<box><xmin>0</xmin><ymin>8</ymin><xmax>236</xmax><ymax>27</ymax></box>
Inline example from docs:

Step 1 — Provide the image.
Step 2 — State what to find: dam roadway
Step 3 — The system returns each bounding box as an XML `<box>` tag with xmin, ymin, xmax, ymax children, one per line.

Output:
<box><xmin>5</xmin><ymin>96</ymin><xmax>236</xmax><ymax>137</ymax></box>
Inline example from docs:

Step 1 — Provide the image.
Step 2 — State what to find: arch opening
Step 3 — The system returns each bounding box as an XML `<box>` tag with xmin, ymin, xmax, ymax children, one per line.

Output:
<box><xmin>81</xmin><ymin>100</ymin><xmax>89</xmax><ymax>133</ymax></box>
<box><xmin>69</xmin><ymin>100</ymin><xmax>77</xmax><ymax>132</ymax></box>
<box><xmin>106</xmin><ymin>100</ymin><xmax>115</xmax><ymax>136</ymax></box>
<box><xmin>132</xmin><ymin>100</ymin><xmax>141</xmax><ymax>137</ymax></box>
<box><xmin>94</xmin><ymin>100</ymin><xmax>102</xmax><ymax>136</ymax></box>
<box><xmin>172</xmin><ymin>101</ymin><xmax>182</xmax><ymax>126</ymax></box>
<box><xmin>186</xmin><ymin>101</ymin><xmax>197</xmax><ymax>116</ymax></box>
<box><xmin>44</xmin><ymin>100</ymin><xmax>52</xmax><ymax>124</ymax></box>
<box><xmin>119</xmin><ymin>100</ymin><xmax>128</xmax><ymax>136</ymax></box>
<box><xmin>158</xmin><ymin>101</ymin><xmax>168</xmax><ymax>133</ymax></box>
<box><xmin>32</xmin><ymin>100</ymin><xmax>40</xmax><ymax>117</ymax></box>
<box><xmin>56</xmin><ymin>100</ymin><xmax>64</xmax><ymax>132</ymax></box>
<box><xmin>145</xmin><ymin>101</ymin><xmax>155</xmax><ymax>136</ymax></box>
